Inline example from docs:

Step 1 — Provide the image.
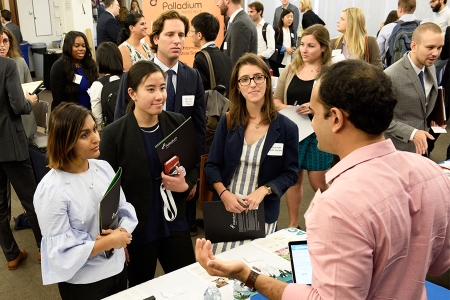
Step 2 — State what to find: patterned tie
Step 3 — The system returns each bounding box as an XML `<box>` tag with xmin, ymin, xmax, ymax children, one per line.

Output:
<box><xmin>418</xmin><ymin>71</ymin><xmax>426</xmax><ymax>103</ymax></box>
<box><xmin>166</xmin><ymin>69</ymin><xmax>176</xmax><ymax>112</ymax></box>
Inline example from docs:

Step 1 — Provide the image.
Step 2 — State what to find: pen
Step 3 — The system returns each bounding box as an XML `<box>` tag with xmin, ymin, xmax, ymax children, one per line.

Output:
<box><xmin>293</xmin><ymin>101</ymin><xmax>299</xmax><ymax>106</ymax></box>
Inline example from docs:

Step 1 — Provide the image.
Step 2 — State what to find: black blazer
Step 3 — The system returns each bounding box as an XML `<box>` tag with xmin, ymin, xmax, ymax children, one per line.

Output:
<box><xmin>99</xmin><ymin>110</ymin><xmax>200</xmax><ymax>236</ymax></box>
<box><xmin>301</xmin><ymin>10</ymin><xmax>325</xmax><ymax>30</ymax></box>
<box><xmin>96</xmin><ymin>11</ymin><xmax>120</xmax><ymax>45</ymax></box>
<box><xmin>193</xmin><ymin>46</ymin><xmax>232</xmax><ymax>94</ymax></box>
<box><xmin>274</xmin><ymin>27</ymin><xmax>296</xmax><ymax>64</ymax></box>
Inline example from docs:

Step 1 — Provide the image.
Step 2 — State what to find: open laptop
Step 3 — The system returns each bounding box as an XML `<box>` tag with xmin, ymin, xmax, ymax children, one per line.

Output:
<box><xmin>288</xmin><ymin>241</ymin><xmax>312</xmax><ymax>285</ymax></box>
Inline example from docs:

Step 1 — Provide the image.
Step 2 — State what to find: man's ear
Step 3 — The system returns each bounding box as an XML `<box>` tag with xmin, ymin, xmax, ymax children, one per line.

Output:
<box><xmin>329</xmin><ymin>107</ymin><xmax>345</xmax><ymax>133</ymax></box>
<box><xmin>153</xmin><ymin>34</ymin><xmax>159</xmax><ymax>46</ymax></box>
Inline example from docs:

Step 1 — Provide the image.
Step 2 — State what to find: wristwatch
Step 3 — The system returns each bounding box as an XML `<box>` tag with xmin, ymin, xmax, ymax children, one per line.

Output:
<box><xmin>264</xmin><ymin>185</ymin><xmax>272</xmax><ymax>195</ymax></box>
<box><xmin>244</xmin><ymin>269</ymin><xmax>260</xmax><ymax>292</ymax></box>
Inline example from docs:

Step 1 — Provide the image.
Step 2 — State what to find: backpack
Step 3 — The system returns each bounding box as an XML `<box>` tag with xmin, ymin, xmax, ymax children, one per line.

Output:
<box><xmin>98</xmin><ymin>74</ymin><xmax>123</xmax><ymax>126</ymax></box>
<box><xmin>262</xmin><ymin>22</ymin><xmax>269</xmax><ymax>46</ymax></box>
<box><xmin>386</xmin><ymin>20</ymin><xmax>421</xmax><ymax>67</ymax></box>
<box><xmin>198</xmin><ymin>50</ymin><xmax>230</xmax><ymax>153</ymax></box>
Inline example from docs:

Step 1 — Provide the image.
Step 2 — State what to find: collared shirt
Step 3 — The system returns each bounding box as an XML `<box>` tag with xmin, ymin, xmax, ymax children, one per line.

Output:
<box><xmin>200</xmin><ymin>41</ymin><xmax>217</xmax><ymax>50</ymax></box>
<box><xmin>341</xmin><ymin>37</ymin><xmax>356</xmax><ymax>60</ymax></box>
<box><xmin>377</xmin><ymin>14</ymin><xmax>417</xmax><ymax>60</ymax></box>
<box><xmin>229</xmin><ymin>8</ymin><xmax>243</xmax><ymax>24</ymax></box>
<box><xmin>282</xmin><ymin>139</ymin><xmax>450</xmax><ymax>300</ymax></box>
<box><xmin>153</xmin><ymin>55</ymin><xmax>179</xmax><ymax>94</ymax></box>
<box><xmin>255</xmin><ymin>18</ymin><xmax>275</xmax><ymax>59</ymax></box>
<box><xmin>432</xmin><ymin>6</ymin><xmax>450</xmax><ymax>32</ymax></box>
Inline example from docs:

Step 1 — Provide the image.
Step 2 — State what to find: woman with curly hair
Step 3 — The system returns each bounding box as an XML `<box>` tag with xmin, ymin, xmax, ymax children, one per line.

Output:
<box><xmin>50</xmin><ymin>31</ymin><xmax>98</xmax><ymax>110</ymax></box>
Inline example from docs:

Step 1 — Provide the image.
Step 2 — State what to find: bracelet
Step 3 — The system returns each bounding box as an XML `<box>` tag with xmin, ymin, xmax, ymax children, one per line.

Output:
<box><xmin>219</xmin><ymin>188</ymin><xmax>228</xmax><ymax>199</ymax></box>
<box><xmin>244</xmin><ymin>270</ymin><xmax>260</xmax><ymax>292</ymax></box>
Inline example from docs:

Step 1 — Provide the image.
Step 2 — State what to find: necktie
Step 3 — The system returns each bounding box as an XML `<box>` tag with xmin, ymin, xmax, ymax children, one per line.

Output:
<box><xmin>418</xmin><ymin>71</ymin><xmax>426</xmax><ymax>103</ymax></box>
<box><xmin>166</xmin><ymin>69</ymin><xmax>176</xmax><ymax>112</ymax></box>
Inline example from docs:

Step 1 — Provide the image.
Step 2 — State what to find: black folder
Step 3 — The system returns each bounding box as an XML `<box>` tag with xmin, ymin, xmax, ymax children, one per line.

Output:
<box><xmin>155</xmin><ymin>117</ymin><xmax>198</xmax><ymax>173</ymax></box>
<box><xmin>428</xmin><ymin>87</ymin><xmax>446</xmax><ymax>127</ymax></box>
<box><xmin>98</xmin><ymin>167</ymin><xmax>122</xmax><ymax>258</ymax></box>
<box><xmin>203</xmin><ymin>200</ymin><xmax>265</xmax><ymax>243</ymax></box>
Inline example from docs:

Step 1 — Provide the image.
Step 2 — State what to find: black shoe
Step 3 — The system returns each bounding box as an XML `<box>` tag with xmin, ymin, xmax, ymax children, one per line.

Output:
<box><xmin>190</xmin><ymin>225</ymin><xmax>198</xmax><ymax>236</ymax></box>
<box><xmin>196</xmin><ymin>218</ymin><xmax>204</xmax><ymax>229</ymax></box>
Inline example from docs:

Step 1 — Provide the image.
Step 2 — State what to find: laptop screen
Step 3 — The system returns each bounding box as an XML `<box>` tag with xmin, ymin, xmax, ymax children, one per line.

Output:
<box><xmin>288</xmin><ymin>241</ymin><xmax>312</xmax><ymax>285</ymax></box>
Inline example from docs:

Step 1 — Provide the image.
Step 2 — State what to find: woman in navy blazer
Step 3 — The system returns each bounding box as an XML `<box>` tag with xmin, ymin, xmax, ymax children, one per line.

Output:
<box><xmin>205</xmin><ymin>54</ymin><xmax>298</xmax><ymax>230</ymax></box>
<box><xmin>271</xmin><ymin>9</ymin><xmax>296</xmax><ymax>77</ymax></box>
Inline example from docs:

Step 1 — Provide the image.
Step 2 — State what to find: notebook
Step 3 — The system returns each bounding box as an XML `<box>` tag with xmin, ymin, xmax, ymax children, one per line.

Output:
<box><xmin>288</xmin><ymin>240</ymin><xmax>312</xmax><ymax>285</ymax></box>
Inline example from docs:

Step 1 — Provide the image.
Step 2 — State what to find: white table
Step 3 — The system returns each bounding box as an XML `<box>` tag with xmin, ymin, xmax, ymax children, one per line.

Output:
<box><xmin>104</xmin><ymin>228</ymin><xmax>307</xmax><ymax>300</ymax></box>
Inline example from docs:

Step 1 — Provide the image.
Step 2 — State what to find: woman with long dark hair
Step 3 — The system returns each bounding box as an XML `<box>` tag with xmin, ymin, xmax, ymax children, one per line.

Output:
<box><xmin>99</xmin><ymin>61</ymin><xmax>197</xmax><ymax>286</ymax></box>
<box><xmin>50</xmin><ymin>31</ymin><xmax>98</xmax><ymax>110</ymax></box>
<box><xmin>271</xmin><ymin>8</ymin><xmax>296</xmax><ymax>77</ymax></box>
<box><xmin>118</xmin><ymin>12</ymin><xmax>153</xmax><ymax>71</ymax></box>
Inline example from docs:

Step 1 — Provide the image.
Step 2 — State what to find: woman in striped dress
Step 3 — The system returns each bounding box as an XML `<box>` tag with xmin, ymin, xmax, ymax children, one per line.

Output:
<box><xmin>205</xmin><ymin>54</ymin><xmax>299</xmax><ymax>254</ymax></box>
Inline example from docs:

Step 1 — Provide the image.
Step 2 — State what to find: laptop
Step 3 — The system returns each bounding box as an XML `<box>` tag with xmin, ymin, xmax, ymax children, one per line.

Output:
<box><xmin>288</xmin><ymin>240</ymin><xmax>312</xmax><ymax>285</ymax></box>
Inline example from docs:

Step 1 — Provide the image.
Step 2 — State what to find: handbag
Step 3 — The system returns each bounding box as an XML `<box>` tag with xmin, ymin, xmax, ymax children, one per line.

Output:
<box><xmin>269</xmin><ymin>48</ymin><xmax>279</xmax><ymax>63</ymax></box>
<box><xmin>364</xmin><ymin>36</ymin><xmax>370</xmax><ymax>63</ymax></box>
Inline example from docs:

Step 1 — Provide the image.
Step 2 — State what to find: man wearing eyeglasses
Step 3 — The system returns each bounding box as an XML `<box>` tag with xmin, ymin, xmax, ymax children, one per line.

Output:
<box><xmin>96</xmin><ymin>0</ymin><xmax>120</xmax><ymax>46</ymax></box>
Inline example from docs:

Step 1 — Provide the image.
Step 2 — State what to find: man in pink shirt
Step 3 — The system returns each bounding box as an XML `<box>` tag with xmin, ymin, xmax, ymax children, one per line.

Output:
<box><xmin>196</xmin><ymin>60</ymin><xmax>450</xmax><ymax>299</ymax></box>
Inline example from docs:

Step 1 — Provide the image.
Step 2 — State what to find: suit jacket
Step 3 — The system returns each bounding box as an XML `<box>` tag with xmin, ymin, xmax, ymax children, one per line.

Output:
<box><xmin>273</xmin><ymin>3</ymin><xmax>300</xmax><ymax>36</ymax></box>
<box><xmin>273</xmin><ymin>27</ymin><xmax>296</xmax><ymax>64</ymax></box>
<box><xmin>205</xmin><ymin>114</ymin><xmax>299</xmax><ymax>224</ymax></box>
<box><xmin>5</xmin><ymin>22</ymin><xmax>22</xmax><ymax>44</ymax></box>
<box><xmin>96</xmin><ymin>11</ymin><xmax>120</xmax><ymax>45</ymax></box>
<box><xmin>331</xmin><ymin>36</ymin><xmax>383</xmax><ymax>69</ymax></box>
<box><xmin>0</xmin><ymin>56</ymin><xmax>32</xmax><ymax>162</ymax></box>
<box><xmin>193</xmin><ymin>46</ymin><xmax>232</xmax><ymax>95</ymax></box>
<box><xmin>301</xmin><ymin>10</ymin><xmax>325</xmax><ymax>30</ymax></box>
<box><xmin>99</xmin><ymin>110</ymin><xmax>199</xmax><ymax>236</ymax></box>
<box><xmin>221</xmin><ymin>10</ymin><xmax>258</xmax><ymax>66</ymax></box>
<box><xmin>384</xmin><ymin>53</ymin><xmax>438</xmax><ymax>153</ymax></box>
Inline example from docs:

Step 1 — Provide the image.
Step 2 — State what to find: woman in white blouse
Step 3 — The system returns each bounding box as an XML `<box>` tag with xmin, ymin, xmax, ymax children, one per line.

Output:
<box><xmin>33</xmin><ymin>103</ymin><xmax>137</xmax><ymax>300</ymax></box>
<box><xmin>117</xmin><ymin>12</ymin><xmax>153</xmax><ymax>71</ymax></box>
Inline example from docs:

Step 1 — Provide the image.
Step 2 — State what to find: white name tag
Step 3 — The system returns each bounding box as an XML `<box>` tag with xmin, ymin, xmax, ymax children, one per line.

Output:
<box><xmin>331</xmin><ymin>53</ymin><xmax>346</xmax><ymax>64</ymax></box>
<box><xmin>331</xmin><ymin>49</ymin><xmax>342</xmax><ymax>57</ymax></box>
<box><xmin>223</xmin><ymin>42</ymin><xmax>228</xmax><ymax>50</ymax></box>
<box><xmin>182</xmin><ymin>95</ymin><xmax>195</xmax><ymax>107</ymax></box>
<box><xmin>267</xmin><ymin>143</ymin><xmax>283</xmax><ymax>156</ymax></box>
<box><xmin>291</xmin><ymin>32</ymin><xmax>295</xmax><ymax>38</ymax></box>
<box><xmin>73</xmin><ymin>74</ymin><xmax>82</xmax><ymax>84</ymax></box>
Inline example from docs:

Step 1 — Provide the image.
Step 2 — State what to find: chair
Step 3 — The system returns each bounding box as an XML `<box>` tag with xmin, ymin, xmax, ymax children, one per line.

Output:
<box><xmin>32</xmin><ymin>101</ymin><xmax>48</xmax><ymax>135</ymax></box>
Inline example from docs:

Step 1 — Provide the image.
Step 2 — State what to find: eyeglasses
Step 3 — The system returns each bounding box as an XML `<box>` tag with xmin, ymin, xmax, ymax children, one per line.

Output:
<box><xmin>238</xmin><ymin>74</ymin><xmax>267</xmax><ymax>86</ymax></box>
<box><xmin>0</xmin><ymin>38</ymin><xmax>10</xmax><ymax>45</ymax></box>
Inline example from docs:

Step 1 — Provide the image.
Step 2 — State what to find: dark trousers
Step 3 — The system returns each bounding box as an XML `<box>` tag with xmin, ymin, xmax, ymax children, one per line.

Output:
<box><xmin>270</xmin><ymin>60</ymin><xmax>285</xmax><ymax>77</ymax></box>
<box><xmin>0</xmin><ymin>159</ymin><xmax>42</xmax><ymax>261</ymax></box>
<box><xmin>186</xmin><ymin>187</ymin><xmax>199</xmax><ymax>229</ymax></box>
<box><xmin>127</xmin><ymin>231</ymin><xmax>195</xmax><ymax>287</ymax></box>
<box><xmin>58</xmin><ymin>266</ymin><xmax>127</xmax><ymax>300</ymax></box>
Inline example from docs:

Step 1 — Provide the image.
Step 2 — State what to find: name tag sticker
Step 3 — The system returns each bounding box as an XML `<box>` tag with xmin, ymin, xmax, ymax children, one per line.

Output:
<box><xmin>182</xmin><ymin>95</ymin><xmax>195</xmax><ymax>107</ymax></box>
<box><xmin>267</xmin><ymin>143</ymin><xmax>283</xmax><ymax>156</ymax></box>
<box><xmin>73</xmin><ymin>74</ymin><xmax>82</xmax><ymax>84</ymax></box>
<box><xmin>223</xmin><ymin>42</ymin><xmax>228</xmax><ymax>50</ymax></box>
<box><xmin>331</xmin><ymin>49</ymin><xmax>342</xmax><ymax>57</ymax></box>
<box><xmin>291</xmin><ymin>32</ymin><xmax>294</xmax><ymax>38</ymax></box>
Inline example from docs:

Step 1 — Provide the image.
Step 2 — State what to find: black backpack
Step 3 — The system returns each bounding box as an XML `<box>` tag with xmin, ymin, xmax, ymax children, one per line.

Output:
<box><xmin>262</xmin><ymin>22</ymin><xmax>269</xmax><ymax>46</ymax></box>
<box><xmin>386</xmin><ymin>20</ymin><xmax>421</xmax><ymax>67</ymax></box>
<box><xmin>98</xmin><ymin>74</ymin><xmax>123</xmax><ymax>126</ymax></box>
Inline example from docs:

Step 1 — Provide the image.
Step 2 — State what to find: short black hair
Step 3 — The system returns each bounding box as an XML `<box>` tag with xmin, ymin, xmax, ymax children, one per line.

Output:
<box><xmin>1</xmin><ymin>10</ymin><xmax>12</xmax><ymax>21</ymax></box>
<box><xmin>96</xmin><ymin>42</ymin><xmax>123</xmax><ymax>75</ymax></box>
<box><xmin>191</xmin><ymin>12</ymin><xmax>219</xmax><ymax>42</ymax></box>
<box><xmin>318</xmin><ymin>60</ymin><xmax>397</xmax><ymax>135</ymax></box>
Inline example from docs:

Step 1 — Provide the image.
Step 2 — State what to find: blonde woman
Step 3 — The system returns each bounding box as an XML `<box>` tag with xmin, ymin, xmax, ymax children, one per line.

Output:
<box><xmin>331</xmin><ymin>7</ymin><xmax>382</xmax><ymax>68</ymax></box>
<box><xmin>300</xmin><ymin>0</ymin><xmax>325</xmax><ymax>30</ymax></box>
<box><xmin>274</xmin><ymin>25</ymin><xmax>333</xmax><ymax>229</ymax></box>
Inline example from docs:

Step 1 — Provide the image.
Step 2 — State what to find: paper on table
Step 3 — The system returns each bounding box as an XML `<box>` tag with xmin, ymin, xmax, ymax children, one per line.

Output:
<box><xmin>431</xmin><ymin>126</ymin><xmax>447</xmax><ymax>133</ymax></box>
<box><xmin>279</xmin><ymin>106</ymin><xmax>314</xmax><ymax>142</ymax></box>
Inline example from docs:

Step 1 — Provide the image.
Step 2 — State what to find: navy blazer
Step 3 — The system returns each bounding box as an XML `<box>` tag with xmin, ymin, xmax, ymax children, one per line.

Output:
<box><xmin>205</xmin><ymin>113</ymin><xmax>299</xmax><ymax>224</ymax></box>
<box><xmin>96</xmin><ymin>11</ymin><xmax>120</xmax><ymax>45</ymax></box>
<box><xmin>99</xmin><ymin>110</ymin><xmax>200</xmax><ymax>236</ymax></box>
<box><xmin>274</xmin><ymin>27</ymin><xmax>296</xmax><ymax>64</ymax></box>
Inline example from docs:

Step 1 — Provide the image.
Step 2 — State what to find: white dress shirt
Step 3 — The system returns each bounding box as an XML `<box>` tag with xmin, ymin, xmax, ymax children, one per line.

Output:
<box><xmin>256</xmin><ymin>18</ymin><xmax>275</xmax><ymax>59</ymax></box>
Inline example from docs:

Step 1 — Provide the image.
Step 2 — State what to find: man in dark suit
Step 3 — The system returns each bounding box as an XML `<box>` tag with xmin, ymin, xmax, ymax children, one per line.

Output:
<box><xmin>216</xmin><ymin>0</ymin><xmax>257</xmax><ymax>66</ymax></box>
<box><xmin>385</xmin><ymin>22</ymin><xmax>445</xmax><ymax>155</ymax></box>
<box><xmin>0</xmin><ymin>23</ymin><xmax>42</xmax><ymax>271</ymax></box>
<box><xmin>1</xmin><ymin>10</ymin><xmax>22</xmax><ymax>44</ymax></box>
<box><xmin>191</xmin><ymin>12</ymin><xmax>232</xmax><ymax>95</ymax></box>
<box><xmin>96</xmin><ymin>0</ymin><xmax>120</xmax><ymax>46</ymax></box>
<box><xmin>149</xmin><ymin>10</ymin><xmax>206</xmax><ymax>236</ymax></box>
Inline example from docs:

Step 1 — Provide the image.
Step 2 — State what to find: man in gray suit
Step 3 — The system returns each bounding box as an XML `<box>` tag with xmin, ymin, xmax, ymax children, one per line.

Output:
<box><xmin>385</xmin><ymin>22</ymin><xmax>445</xmax><ymax>155</ymax></box>
<box><xmin>1</xmin><ymin>10</ymin><xmax>22</xmax><ymax>44</ymax></box>
<box><xmin>273</xmin><ymin>0</ymin><xmax>300</xmax><ymax>38</ymax></box>
<box><xmin>217</xmin><ymin>0</ymin><xmax>257</xmax><ymax>66</ymax></box>
<box><xmin>0</xmin><ymin>23</ymin><xmax>41</xmax><ymax>270</ymax></box>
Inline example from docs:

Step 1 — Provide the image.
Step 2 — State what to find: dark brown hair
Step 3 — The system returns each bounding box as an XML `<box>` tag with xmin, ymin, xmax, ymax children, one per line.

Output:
<box><xmin>149</xmin><ymin>10</ymin><xmax>189</xmax><ymax>52</ymax></box>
